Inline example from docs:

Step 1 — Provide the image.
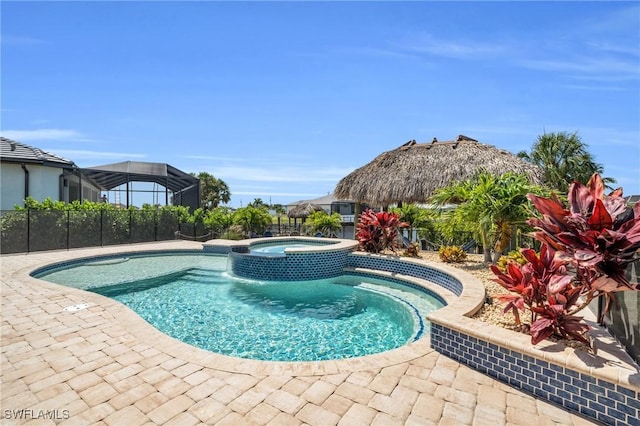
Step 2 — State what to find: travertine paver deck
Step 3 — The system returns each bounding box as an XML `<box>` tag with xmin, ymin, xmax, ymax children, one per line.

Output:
<box><xmin>1</xmin><ymin>241</ymin><xmax>599</xmax><ymax>425</ymax></box>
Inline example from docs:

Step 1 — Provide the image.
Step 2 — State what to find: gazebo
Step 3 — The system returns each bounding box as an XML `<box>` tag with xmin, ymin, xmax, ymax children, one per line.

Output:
<box><xmin>334</xmin><ymin>135</ymin><xmax>543</xmax><ymax>206</ymax></box>
<box><xmin>287</xmin><ymin>203</ymin><xmax>325</xmax><ymax>229</ymax></box>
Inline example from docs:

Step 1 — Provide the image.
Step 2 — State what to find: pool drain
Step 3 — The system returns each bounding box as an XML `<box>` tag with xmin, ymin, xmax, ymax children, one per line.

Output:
<box><xmin>63</xmin><ymin>303</ymin><xmax>89</xmax><ymax>312</ymax></box>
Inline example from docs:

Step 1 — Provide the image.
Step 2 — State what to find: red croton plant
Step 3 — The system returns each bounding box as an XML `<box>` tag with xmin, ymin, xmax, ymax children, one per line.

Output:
<box><xmin>491</xmin><ymin>173</ymin><xmax>640</xmax><ymax>345</ymax></box>
<box><xmin>356</xmin><ymin>209</ymin><xmax>408</xmax><ymax>254</ymax></box>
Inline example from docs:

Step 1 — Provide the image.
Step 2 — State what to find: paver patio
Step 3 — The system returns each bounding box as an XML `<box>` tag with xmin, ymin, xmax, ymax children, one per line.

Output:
<box><xmin>1</xmin><ymin>241</ymin><xmax>599</xmax><ymax>425</ymax></box>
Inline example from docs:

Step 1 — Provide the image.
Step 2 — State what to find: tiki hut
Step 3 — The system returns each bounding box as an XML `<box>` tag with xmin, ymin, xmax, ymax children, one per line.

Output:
<box><xmin>334</xmin><ymin>135</ymin><xmax>543</xmax><ymax>206</ymax></box>
<box><xmin>287</xmin><ymin>203</ymin><xmax>325</xmax><ymax>219</ymax></box>
<box><xmin>287</xmin><ymin>202</ymin><xmax>325</xmax><ymax>231</ymax></box>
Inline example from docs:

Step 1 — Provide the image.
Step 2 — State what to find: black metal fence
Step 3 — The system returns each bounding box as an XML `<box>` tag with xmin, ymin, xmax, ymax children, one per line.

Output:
<box><xmin>0</xmin><ymin>209</ymin><xmax>183</xmax><ymax>254</ymax></box>
<box><xmin>603</xmin><ymin>259</ymin><xmax>639</xmax><ymax>365</ymax></box>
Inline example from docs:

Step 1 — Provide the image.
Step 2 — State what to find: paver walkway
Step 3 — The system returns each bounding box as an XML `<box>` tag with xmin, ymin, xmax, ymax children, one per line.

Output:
<box><xmin>1</xmin><ymin>242</ymin><xmax>598</xmax><ymax>425</ymax></box>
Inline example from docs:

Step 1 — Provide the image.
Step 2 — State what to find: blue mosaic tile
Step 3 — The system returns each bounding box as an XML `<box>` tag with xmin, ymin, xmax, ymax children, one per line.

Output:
<box><xmin>564</xmin><ymin>383</ymin><xmax>580</xmax><ymax>395</ymax></box>
<box><xmin>627</xmin><ymin>395</ymin><xmax>640</xmax><ymax>410</ymax></box>
<box><xmin>571</xmin><ymin>394</ymin><xmax>588</xmax><ymax>407</ymax></box>
<box><xmin>596</xmin><ymin>412</ymin><xmax>617</xmax><ymax>425</ymax></box>
<box><xmin>346</xmin><ymin>255</ymin><xmax>464</xmax><ymax>295</ymax></box>
<box><xmin>607</xmin><ymin>407</ymin><xmax>627</xmax><ymax>421</ymax></box>
<box><xmin>580</xmin><ymin>389</ymin><xmax>597</xmax><ymax>401</ymax></box>
<box><xmin>597</xmin><ymin>395</ymin><xmax>616</xmax><ymax>407</ymax></box>
<box><xmin>557</xmin><ymin>389</ymin><xmax>572</xmax><ymax>401</ymax></box>
<box><xmin>565</xmin><ymin>400</ymin><xmax>579</xmax><ymax>412</ymax></box>
<box><xmin>579</xmin><ymin>406</ymin><xmax>597</xmax><ymax>419</ymax></box>
<box><xmin>549</xmin><ymin>378</ymin><xmax>563</xmax><ymax>390</ymax></box>
<box><xmin>566</xmin><ymin>369</ymin><xmax>580</xmax><ymax>379</ymax></box>
<box><xmin>589</xmin><ymin>400</ymin><xmax>607</xmax><ymax>413</ymax></box>
<box><xmin>606</xmin><ymin>388</ymin><xmax>626</xmax><ymax>403</ymax></box>
<box><xmin>429</xmin><ymin>324</ymin><xmax>639</xmax><ymax>426</ymax></box>
<box><xmin>549</xmin><ymin>394</ymin><xmax>563</xmax><ymax>406</ymax></box>
<box><xmin>618</xmin><ymin>386</ymin><xmax>636</xmax><ymax>398</ymax></box>
<box><xmin>616</xmin><ymin>401</ymin><xmax>637</xmax><ymax>415</ymax></box>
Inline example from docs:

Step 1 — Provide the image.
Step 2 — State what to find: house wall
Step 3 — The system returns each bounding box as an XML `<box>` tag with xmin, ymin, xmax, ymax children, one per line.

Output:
<box><xmin>1</xmin><ymin>163</ymin><xmax>26</xmax><ymax>210</ymax></box>
<box><xmin>0</xmin><ymin>163</ymin><xmax>101</xmax><ymax>210</ymax></box>
<box><xmin>0</xmin><ymin>163</ymin><xmax>63</xmax><ymax>210</ymax></box>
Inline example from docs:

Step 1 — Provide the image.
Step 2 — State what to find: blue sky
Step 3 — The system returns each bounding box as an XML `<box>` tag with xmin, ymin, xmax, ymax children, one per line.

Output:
<box><xmin>2</xmin><ymin>1</ymin><xmax>639</xmax><ymax>208</ymax></box>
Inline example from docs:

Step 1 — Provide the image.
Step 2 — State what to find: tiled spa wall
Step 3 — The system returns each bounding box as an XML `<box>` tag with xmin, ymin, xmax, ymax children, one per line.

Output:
<box><xmin>429</xmin><ymin>324</ymin><xmax>639</xmax><ymax>426</ymax></box>
<box><xmin>228</xmin><ymin>245</ymin><xmax>353</xmax><ymax>281</ymax></box>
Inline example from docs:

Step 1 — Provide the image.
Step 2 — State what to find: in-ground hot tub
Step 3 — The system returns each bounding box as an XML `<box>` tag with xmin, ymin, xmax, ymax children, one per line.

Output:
<box><xmin>204</xmin><ymin>236</ymin><xmax>359</xmax><ymax>281</ymax></box>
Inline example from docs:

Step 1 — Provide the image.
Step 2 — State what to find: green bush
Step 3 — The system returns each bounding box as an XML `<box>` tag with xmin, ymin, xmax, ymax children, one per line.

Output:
<box><xmin>438</xmin><ymin>245</ymin><xmax>467</xmax><ymax>263</ymax></box>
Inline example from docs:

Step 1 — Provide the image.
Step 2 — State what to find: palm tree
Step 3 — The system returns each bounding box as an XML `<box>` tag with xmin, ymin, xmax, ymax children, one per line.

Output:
<box><xmin>248</xmin><ymin>198</ymin><xmax>269</xmax><ymax>210</ymax></box>
<box><xmin>191</xmin><ymin>172</ymin><xmax>231</xmax><ymax>208</ymax></box>
<box><xmin>391</xmin><ymin>204</ymin><xmax>434</xmax><ymax>242</ymax></box>
<box><xmin>517</xmin><ymin>131</ymin><xmax>615</xmax><ymax>192</ymax></box>
<box><xmin>430</xmin><ymin>172</ymin><xmax>544</xmax><ymax>263</ymax></box>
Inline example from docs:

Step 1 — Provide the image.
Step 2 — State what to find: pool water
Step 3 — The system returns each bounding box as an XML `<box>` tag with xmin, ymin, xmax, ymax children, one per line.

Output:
<box><xmin>35</xmin><ymin>253</ymin><xmax>443</xmax><ymax>361</ymax></box>
<box><xmin>250</xmin><ymin>242</ymin><xmax>319</xmax><ymax>253</ymax></box>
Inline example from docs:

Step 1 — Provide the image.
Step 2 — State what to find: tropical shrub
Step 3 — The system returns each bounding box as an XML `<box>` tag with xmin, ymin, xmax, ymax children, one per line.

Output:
<box><xmin>402</xmin><ymin>242</ymin><xmax>420</xmax><ymax>258</ymax></box>
<box><xmin>496</xmin><ymin>250</ymin><xmax>529</xmax><ymax>273</ymax></box>
<box><xmin>438</xmin><ymin>246</ymin><xmax>467</xmax><ymax>263</ymax></box>
<box><xmin>356</xmin><ymin>209</ymin><xmax>407</xmax><ymax>253</ymax></box>
<box><xmin>203</xmin><ymin>206</ymin><xmax>234</xmax><ymax>237</ymax></box>
<box><xmin>491</xmin><ymin>174</ymin><xmax>640</xmax><ymax>345</ymax></box>
<box><xmin>430</xmin><ymin>172</ymin><xmax>546</xmax><ymax>263</ymax></box>
<box><xmin>232</xmin><ymin>206</ymin><xmax>272</xmax><ymax>237</ymax></box>
<box><xmin>305</xmin><ymin>211</ymin><xmax>342</xmax><ymax>237</ymax></box>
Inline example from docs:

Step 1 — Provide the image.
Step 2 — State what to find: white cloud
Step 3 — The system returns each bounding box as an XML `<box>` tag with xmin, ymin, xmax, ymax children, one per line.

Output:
<box><xmin>182</xmin><ymin>154</ymin><xmax>355</xmax><ymax>184</ymax></box>
<box><xmin>397</xmin><ymin>33</ymin><xmax>508</xmax><ymax>60</ymax></box>
<box><xmin>212</xmin><ymin>165</ymin><xmax>354</xmax><ymax>183</ymax></box>
<box><xmin>0</xmin><ymin>35</ymin><xmax>48</xmax><ymax>46</ymax></box>
<box><xmin>46</xmin><ymin>149</ymin><xmax>146</xmax><ymax>161</ymax></box>
<box><xmin>558</xmin><ymin>84</ymin><xmax>627</xmax><ymax>92</ymax></box>
<box><xmin>520</xmin><ymin>57</ymin><xmax>639</xmax><ymax>78</ymax></box>
<box><xmin>0</xmin><ymin>129</ymin><xmax>94</xmax><ymax>142</ymax></box>
<box><xmin>232</xmin><ymin>191</ymin><xmax>324</xmax><ymax>197</ymax></box>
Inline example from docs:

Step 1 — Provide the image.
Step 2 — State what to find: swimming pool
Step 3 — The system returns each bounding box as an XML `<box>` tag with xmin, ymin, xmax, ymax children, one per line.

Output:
<box><xmin>33</xmin><ymin>251</ymin><xmax>445</xmax><ymax>362</ymax></box>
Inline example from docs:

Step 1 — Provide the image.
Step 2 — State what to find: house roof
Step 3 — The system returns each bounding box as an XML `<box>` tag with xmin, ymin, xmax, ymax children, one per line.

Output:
<box><xmin>625</xmin><ymin>195</ymin><xmax>640</xmax><ymax>205</ymax></box>
<box><xmin>82</xmin><ymin>161</ymin><xmax>199</xmax><ymax>192</ymax></box>
<box><xmin>288</xmin><ymin>193</ymin><xmax>353</xmax><ymax>208</ymax></box>
<box><xmin>0</xmin><ymin>137</ymin><xmax>77</xmax><ymax>169</ymax></box>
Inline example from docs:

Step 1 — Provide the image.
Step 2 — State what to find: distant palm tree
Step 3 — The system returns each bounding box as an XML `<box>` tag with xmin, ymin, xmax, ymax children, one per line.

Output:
<box><xmin>191</xmin><ymin>172</ymin><xmax>230</xmax><ymax>209</ymax></box>
<box><xmin>517</xmin><ymin>131</ymin><xmax>615</xmax><ymax>192</ymax></box>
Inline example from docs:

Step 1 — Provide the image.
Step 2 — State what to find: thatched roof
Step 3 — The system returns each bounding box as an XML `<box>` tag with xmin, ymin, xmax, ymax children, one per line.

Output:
<box><xmin>287</xmin><ymin>203</ymin><xmax>325</xmax><ymax>218</ymax></box>
<box><xmin>334</xmin><ymin>135</ymin><xmax>543</xmax><ymax>206</ymax></box>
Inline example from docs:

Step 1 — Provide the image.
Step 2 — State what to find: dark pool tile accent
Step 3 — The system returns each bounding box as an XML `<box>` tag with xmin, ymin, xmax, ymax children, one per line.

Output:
<box><xmin>430</xmin><ymin>324</ymin><xmax>639</xmax><ymax>426</ymax></box>
<box><xmin>346</xmin><ymin>255</ymin><xmax>464</xmax><ymax>296</ymax></box>
<box><xmin>343</xmin><ymin>270</ymin><xmax>447</xmax><ymax>306</ymax></box>
<box><xmin>228</xmin><ymin>248</ymin><xmax>354</xmax><ymax>281</ymax></box>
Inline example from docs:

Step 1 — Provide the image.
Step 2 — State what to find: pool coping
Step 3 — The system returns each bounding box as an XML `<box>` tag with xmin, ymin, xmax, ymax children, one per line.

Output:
<box><xmin>203</xmin><ymin>236</ymin><xmax>360</xmax><ymax>254</ymax></box>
